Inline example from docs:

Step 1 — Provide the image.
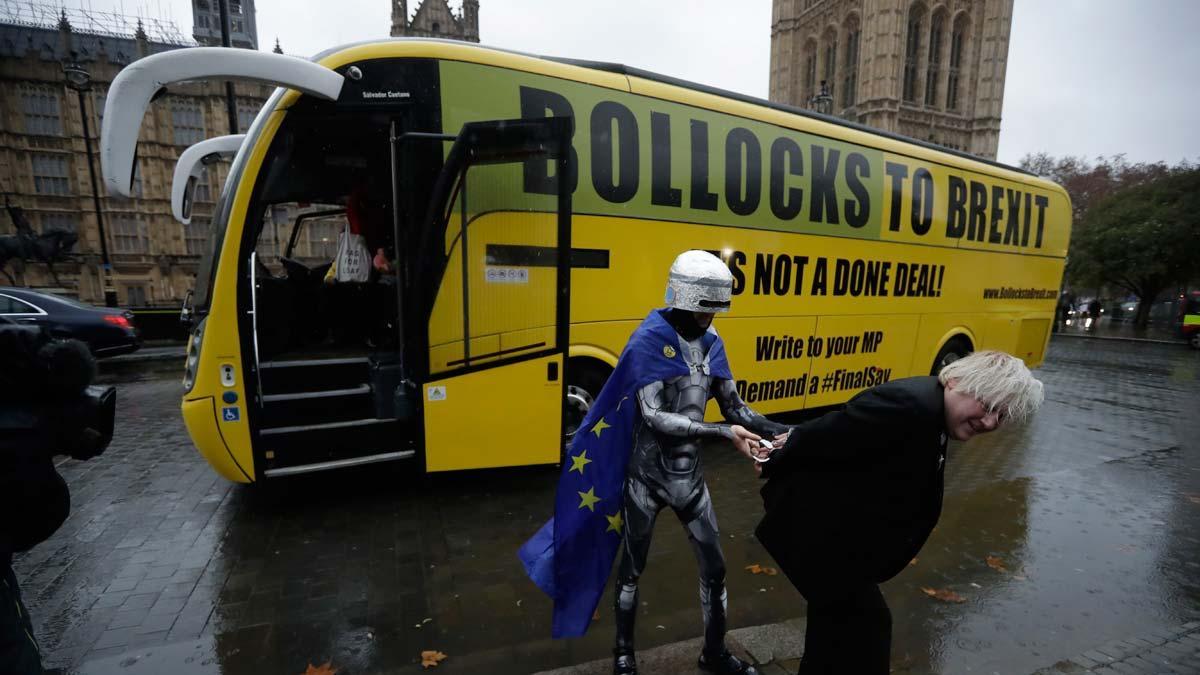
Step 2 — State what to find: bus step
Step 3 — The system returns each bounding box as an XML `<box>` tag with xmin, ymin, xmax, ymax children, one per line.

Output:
<box><xmin>263</xmin><ymin>450</ymin><xmax>416</xmax><ymax>478</ymax></box>
<box><xmin>260</xmin><ymin>419</ymin><xmax>415</xmax><ymax>474</ymax></box>
<box><xmin>260</xmin><ymin>417</ymin><xmax>392</xmax><ymax>436</ymax></box>
<box><xmin>258</xmin><ymin>387</ymin><xmax>375</xmax><ymax>429</ymax></box>
<box><xmin>259</xmin><ymin>361</ymin><xmax>371</xmax><ymax>394</ymax></box>
<box><xmin>262</xmin><ymin>384</ymin><xmax>371</xmax><ymax>402</ymax></box>
<box><xmin>259</xmin><ymin>357</ymin><xmax>370</xmax><ymax>368</ymax></box>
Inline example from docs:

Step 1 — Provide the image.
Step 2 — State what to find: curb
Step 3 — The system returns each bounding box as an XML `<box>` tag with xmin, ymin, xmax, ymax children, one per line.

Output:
<box><xmin>1051</xmin><ymin>332</ymin><xmax>1188</xmax><ymax>346</ymax></box>
<box><xmin>100</xmin><ymin>348</ymin><xmax>185</xmax><ymax>365</ymax></box>
<box><xmin>1031</xmin><ymin>620</ymin><xmax>1200</xmax><ymax>674</ymax></box>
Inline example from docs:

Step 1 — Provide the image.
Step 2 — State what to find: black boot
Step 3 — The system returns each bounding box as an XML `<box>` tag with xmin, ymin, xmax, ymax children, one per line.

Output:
<box><xmin>698</xmin><ymin>648</ymin><xmax>758</xmax><ymax>675</ymax></box>
<box><xmin>613</xmin><ymin>649</ymin><xmax>638</xmax><ymax>675</ymax></box>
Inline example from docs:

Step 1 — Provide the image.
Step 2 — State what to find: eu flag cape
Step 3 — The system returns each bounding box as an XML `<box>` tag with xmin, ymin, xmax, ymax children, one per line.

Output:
<box><xmin>518</xmin><ymin>308</ymin><xmax>732</xmax><ymax>638</ymax></box>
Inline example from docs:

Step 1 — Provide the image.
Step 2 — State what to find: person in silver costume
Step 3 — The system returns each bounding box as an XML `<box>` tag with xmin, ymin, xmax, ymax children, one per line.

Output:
<box><xmin>613</xmin><ymin>251</ymin><xmax>788</xmax><ymax>675</ymax></box>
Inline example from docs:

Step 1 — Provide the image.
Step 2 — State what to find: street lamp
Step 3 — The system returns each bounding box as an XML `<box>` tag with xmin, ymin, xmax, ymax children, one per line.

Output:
<box><xmin>63</xmin><ymin>53</ymin><xmax>117</xmax><ymax>307</ymax></box>
<box><xmin>810</xmin><ymin>79</ymin><xmax>833</xmax><ymax>116</ymax></box>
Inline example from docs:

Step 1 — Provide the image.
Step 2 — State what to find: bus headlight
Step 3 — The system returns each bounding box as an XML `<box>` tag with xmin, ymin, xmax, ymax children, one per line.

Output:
<box><xmin>183</xmin><ymin>317</ymin><xmax>206</xmax><ymax>393</ymax></box>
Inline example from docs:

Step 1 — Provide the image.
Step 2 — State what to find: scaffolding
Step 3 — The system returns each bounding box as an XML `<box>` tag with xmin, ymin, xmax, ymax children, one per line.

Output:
<box><xmin>0</xmin><ymin>0</ymin><xmax>195</xmax><ymax>45</ymax></box>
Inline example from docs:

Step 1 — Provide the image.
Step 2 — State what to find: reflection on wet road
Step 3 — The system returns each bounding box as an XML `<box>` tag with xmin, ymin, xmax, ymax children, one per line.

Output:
<box><xmin>13</xmin><ymin>338</ymin><xmax>1200</xmax><ymax>674</ymax></box>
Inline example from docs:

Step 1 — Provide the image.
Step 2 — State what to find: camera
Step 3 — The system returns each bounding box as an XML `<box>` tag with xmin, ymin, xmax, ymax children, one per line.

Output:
<box><xmin>0</xmin><ymin>318</ymin><xmax>115</xmax><ymax>459</ymax></box>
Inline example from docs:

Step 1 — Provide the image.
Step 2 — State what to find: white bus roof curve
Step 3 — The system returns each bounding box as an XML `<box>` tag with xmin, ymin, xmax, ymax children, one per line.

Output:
<box><xmin>172</xmin><ymin>135</ymin><xmax>245</xmax><ymax>224</ymax></box>
<box><xmin>100</xmin><ymin>47</ymin><xmax>345</xmax><ymax>198</ymax></box>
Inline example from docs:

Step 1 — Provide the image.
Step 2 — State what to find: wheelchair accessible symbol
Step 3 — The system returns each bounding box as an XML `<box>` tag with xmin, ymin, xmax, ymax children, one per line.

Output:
<box><xmin>221</xmin><ymin>406</ymin><xmax>240</xmax><ymax>422</ymax></box>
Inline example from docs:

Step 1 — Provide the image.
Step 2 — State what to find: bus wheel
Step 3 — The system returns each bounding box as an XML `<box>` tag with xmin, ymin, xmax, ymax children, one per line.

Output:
<box><xmin>930</xmin><ymin>337</ymin><xmax>972</xmax><ymax>376</ymax></box>
<box><xmin>564</xmin><ymin>360</ymin><xmax>611</xmax><ymax>445</ymax></box>
<box><xmin>1190</xmin><ymin>332</ymin><xmax>1200</xmax><ymax>350</ymax></box>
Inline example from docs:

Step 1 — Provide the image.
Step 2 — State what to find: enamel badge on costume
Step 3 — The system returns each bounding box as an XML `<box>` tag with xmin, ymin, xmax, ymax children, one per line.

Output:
<box><xmin>663</xmin><ymin>345</ymin><xmax>676</xmax><ymax>358</ymax></box>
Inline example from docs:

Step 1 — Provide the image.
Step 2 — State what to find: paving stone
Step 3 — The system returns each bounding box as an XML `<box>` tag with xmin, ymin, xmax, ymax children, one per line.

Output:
<box><xmin>105</xmin><ymin>610</ymin><xmax>148</xmax><ymax>631</ymax></box>
<box><xmin>1084</xmin><ymin>650</ymin><xmax>1119</xmax><ymax>665</ymax></box>
<box><xmin>91</xmin><ymin>627</ymin><xmax>136</xmax><ymax>650</ymax></box>
<box><xmin>119</xmin><ymin>592</ymin><xmax>159</xmax><ymax>610</ymax></box>
<box><xmin>1096</xmin><ymin>641</ymin><xmax>1139</xmax><ymax>661</ymax></box>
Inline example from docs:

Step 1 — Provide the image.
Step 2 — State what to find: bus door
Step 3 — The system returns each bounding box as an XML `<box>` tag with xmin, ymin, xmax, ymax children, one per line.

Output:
<box><xmin>406</xmin><ymin>118</ymin><xmax>574</xmax><ymax>471</ymax></box>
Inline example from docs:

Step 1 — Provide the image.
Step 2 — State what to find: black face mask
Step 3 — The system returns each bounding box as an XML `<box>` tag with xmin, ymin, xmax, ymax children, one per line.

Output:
<box><xmin>666</xmin><ymin>308</ymin><xmax>707</xmax><ymax>341</ymax></box>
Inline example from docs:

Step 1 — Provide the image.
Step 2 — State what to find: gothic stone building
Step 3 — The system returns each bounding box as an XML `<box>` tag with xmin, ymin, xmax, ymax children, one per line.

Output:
<box><xmin>770</xmin><ymin>0</ymin><xmax>1013</xmax><ymax>159</ymax></box>
<box><xmin>0</xmin><ymin>8</ymin><xmax>271</xmax><ymax>306</ymax></box>
<box><xmin>391</xmin><ymin>0</ymin><xmax>479</xmax><ymax>42</ymax></box>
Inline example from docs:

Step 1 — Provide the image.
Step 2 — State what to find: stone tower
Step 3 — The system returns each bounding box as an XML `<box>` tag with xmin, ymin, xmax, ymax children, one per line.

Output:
<box><xmin>391</xmin><ymin>0</ymin><xmax>479</xmax><ymax>42</ymax></box>
<box><xmin>770</xmin><ymin>0</ymin><xmax>1013</xmax><ymax>159</ymax></box>
<box><xmin>191</xmin><ymin>0</ymin><xmax>258</xmax><ymax>49</ymax></box>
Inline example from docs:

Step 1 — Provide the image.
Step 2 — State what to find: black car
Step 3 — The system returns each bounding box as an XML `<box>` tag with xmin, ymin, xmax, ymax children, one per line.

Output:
<box><xmin>0</xmin><ymin>287</ymin><xmax>141</xmax><ymax>357</ymax></box>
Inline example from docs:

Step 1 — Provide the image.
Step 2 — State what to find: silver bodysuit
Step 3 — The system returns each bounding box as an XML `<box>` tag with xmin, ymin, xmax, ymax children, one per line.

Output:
<box><xmin>613</xmin><ymin>330</ymin><xmax>786</xmax><ymax>664</ymax></box>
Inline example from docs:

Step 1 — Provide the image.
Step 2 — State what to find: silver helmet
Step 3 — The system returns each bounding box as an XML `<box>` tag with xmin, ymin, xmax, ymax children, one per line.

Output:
<box><xmin>664</xmin><ymin>250</ymin><xmax>732</xmax><ymax>313</ymax></box>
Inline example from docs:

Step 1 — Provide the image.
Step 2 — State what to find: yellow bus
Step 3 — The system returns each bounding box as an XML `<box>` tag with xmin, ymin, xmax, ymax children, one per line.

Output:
<box><xmin>101</xmin><ymin>40</ymin><xmax>1071</xmax><ymax>483</ymax></box>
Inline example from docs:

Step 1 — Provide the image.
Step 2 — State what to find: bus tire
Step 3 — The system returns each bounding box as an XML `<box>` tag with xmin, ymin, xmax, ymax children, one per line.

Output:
<box><xmin>930</xmin><ymin>337</ymin><xmax>973</xmax><ymax>376</ymax></box>
<box><xmin>1190</xmin><ymin>332</ymin><xmax>1200</xmax><ymax>350</ymax></box>
<box><xmin>564</xmin><ymin>359</ymin><xmax>612</xmax><ymax>449</ymax></box>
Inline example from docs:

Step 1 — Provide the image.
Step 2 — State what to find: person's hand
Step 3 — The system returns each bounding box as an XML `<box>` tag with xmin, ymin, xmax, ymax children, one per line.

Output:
<box><xmin>729</xmin><ymin>424</ymin><xmax>762</xmax><ymax>462</ymax></box>
<box><xmin>772</xmin><ymin>431</ymin><xmax>790</xmax><ymax>450</ymax></box>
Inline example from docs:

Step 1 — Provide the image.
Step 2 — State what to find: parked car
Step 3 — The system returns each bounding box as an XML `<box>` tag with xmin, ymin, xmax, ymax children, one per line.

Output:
<box><xmin>0</xmin><ymin>287</ymin><xmax>141</xmax><ymax>357</ymax></box>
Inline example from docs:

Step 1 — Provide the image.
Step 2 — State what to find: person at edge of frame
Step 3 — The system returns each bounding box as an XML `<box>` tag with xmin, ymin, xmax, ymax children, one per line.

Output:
<box><xmin>0</xmin><ymin>318</ymin><xmax>116</xmax><ymax>674</ymax></box>
<box><xmin>752</xmin><ymin>350</ymin><xmax>1044</xmax><ymax>674</ymax></box>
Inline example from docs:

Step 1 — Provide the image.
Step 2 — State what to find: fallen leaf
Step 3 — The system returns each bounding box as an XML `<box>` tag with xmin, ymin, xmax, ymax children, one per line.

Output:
<box><xmin>655</xmin><ymin>625</ymin><xmax>665</xmax><ymax>630</ymax></box>
<box><xmin>969</xmin><ymin>582</ymin><xmax>982</xmax><ymax>589</ymax></box>
<box><xmin>516</xmin><ymin>599</ymin><xmax>523</xmax><ymax>607</ymax></box>
<box><xmin>744</xmin><ymin>563</ymin><xmax>778</xmax><ymax>576</ymax></box>
<box><xmin>986</xmin><ymin>556</ymin><xmax>1008</xmax><ymax>572</ymax></box>
<box><xmin>745</xmin><ymin>564</ymin><xmax>762</xmax><ymax>574</ymax></box>
<box><xmin>422</xmin><ymin>618</ymin><xmax>433</xmax><ymax>624</ymax></box>
<box><xmin>421</xmin><ymin>650</ymin><xmax>448</xmax><ymax>668</ymax></box>
<box><xmin>302</xmin><ymin>662</ymin><xmax>337</xmax><ymax>675</ymax></box>
<box><xmin>921</xmin><ymin>587</ymin><xmax>967</xmax><ymax>603</ymax></box>
<box><xmin>908</xmin><ymin>558</ymin><xmax>918</xmax><ymax>567</ymax></box>
<box><xmin>593</xmin><ymin>609</ymin><xmax>601</xmax><ymax>621</ymax></box>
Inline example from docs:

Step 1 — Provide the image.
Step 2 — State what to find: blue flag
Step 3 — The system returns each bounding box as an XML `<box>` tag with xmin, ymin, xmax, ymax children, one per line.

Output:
<box><xmin>518</xmin><ymin>308</ymin><xmax>732</xmax><ymax>638</ymax></box>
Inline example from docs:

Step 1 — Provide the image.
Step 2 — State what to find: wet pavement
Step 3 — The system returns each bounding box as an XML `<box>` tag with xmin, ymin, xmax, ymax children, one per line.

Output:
<box><xmin>1054</xmin><ymin>316</ymin><xmax>1189</xmax><ymax>344</ymax></box>
<box><xmin>12</xmin><ymin>336</ymin><xmax>1200</xmax><ymax>674</ymax></box>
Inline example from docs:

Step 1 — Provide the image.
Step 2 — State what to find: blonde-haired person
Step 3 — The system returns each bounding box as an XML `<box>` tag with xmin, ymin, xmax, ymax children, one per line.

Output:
<box><xmin>753</xmin><ymin>350</ymin><xmax>1043</xmax><ymax>675</ymax></box>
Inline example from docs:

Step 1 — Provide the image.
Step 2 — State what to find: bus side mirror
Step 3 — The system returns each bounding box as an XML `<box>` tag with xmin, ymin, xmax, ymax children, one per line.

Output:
<box><xmin>181</xmin><ymin>175</ymin><xmax>196</xmax><ymax>222</ymax></box>
<box><xmin>180</xmin><ymin>289</ymin><xmax>194</xmax><ymax>327</ymax></box>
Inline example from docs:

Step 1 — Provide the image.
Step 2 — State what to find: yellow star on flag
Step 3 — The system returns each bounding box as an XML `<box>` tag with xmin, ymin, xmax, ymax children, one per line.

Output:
<box><xmin>577</xmin><ymin>486</ymin><xmax>601</xmax><ymax>512</ymax></box>
<box><xmin>606</xmin><ymin>511</ymin><xmax>624</xmax><ymax>534</ymax></box>
<box><xmin>591</xmin><ymin>418</ymin><xmax>611</xmax><ymax>437</ymax></box>
<box><xmin>569</xmin><ymin>450</ymin><xmax>592</xmax><ymax>475</ymax></box>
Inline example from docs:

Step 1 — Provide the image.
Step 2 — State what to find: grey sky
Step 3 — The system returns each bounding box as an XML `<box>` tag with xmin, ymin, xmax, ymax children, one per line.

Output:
<box><xmin>51</xmin><ymin>0</ymin><xmax>1200</xmax><ymax>167</ymax></box>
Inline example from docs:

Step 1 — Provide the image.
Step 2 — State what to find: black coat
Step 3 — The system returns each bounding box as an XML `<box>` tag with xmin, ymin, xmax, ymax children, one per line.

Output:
<box><xmin>755</xmin><ymin>376</ymin><xmax>948</xmax><ymax>588</ymax></box>
<box><xmin>0</xmin><ymin>323</ymin><xmax>110</xmax><ymax>562</ymax></box>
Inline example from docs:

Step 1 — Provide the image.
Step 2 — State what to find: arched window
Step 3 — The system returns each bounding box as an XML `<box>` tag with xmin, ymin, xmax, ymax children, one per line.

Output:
<box><xmin>803</xmin><ymin>39</ymin><xmax>818</xmax><ymax>103</ymax></box>
<box><xmin>821</xmin><ymin>27</ymin><xmax>838</xmax><ymax>101</ymax></box>
<box><xmin>842</xmin><ymin>15</ymin><xmax>861</xmax><ymax>108</ymax></box>
<box><xmin>925</xmin><ymin>10</ymin><xmax>946</xmax><ymax>106</ymax></box>
<box><xmin>947</xmin><ymin>13</ymin><xmax>969</xmax><ymax>110</ymax></box>
<box><xmin>902</xmin><ymin>2</ymin><xmax>926</xmax><ymax>103</ymax></box>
